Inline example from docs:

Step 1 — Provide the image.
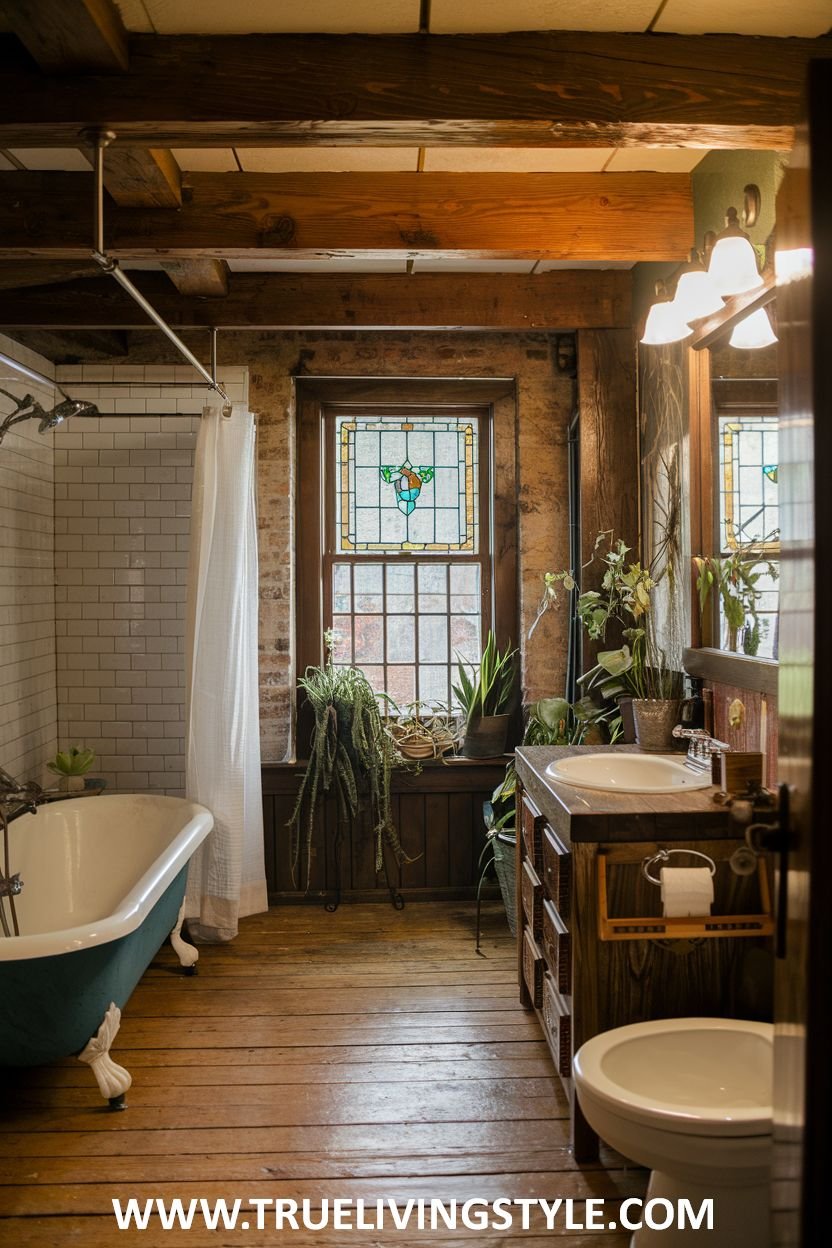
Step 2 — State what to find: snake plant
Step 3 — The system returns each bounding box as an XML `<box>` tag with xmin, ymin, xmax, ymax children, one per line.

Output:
<box><xmin>453</xmin><ymin>630</ymin><xmax>517</xmax><ymax>728</ymax></box>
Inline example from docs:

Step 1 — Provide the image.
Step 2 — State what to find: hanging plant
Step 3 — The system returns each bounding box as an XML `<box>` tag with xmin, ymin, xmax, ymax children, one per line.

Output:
<box><xmin>288</xmin><ymin>633</ymin><xmax>410</xmax><ymax>891</ymax></box>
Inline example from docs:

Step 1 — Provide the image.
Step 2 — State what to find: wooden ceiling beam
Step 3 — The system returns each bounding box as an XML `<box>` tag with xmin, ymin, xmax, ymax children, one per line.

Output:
<box><xmin>0</xmin><ymin>0</ymin><xmax>128</xmax><ymax>73</ymax></box>
<box><xmin>0</xmin><ymin>271</ymin><xmax>632</xmax><ymax>332</ymax></box>
<box><xmin>103</xmin><ymin>148</ymin><xmax>182</xmax><ymax>208</ymax></box>
<box><xmin>0</xmin><ymin>261</ymin><xmax>103</xmax><ymax>291</ymax></box>
<box><xmin>9</xmin><ymin>328</ymin><xmax>128</xmax><ymax>360</ymax></box>
<box><xmin>0</xmin><ymin>30</ymin><xmax>823</xmax><ymax>149</ymax></box>
<box><xmin>0</xmin><ymin>171</ymin><xmax>693</xmax><ymax>262</ymax></box>
<box><xmin>160</xmin><ymin>259</ymin><xmax>230</xmax><ymax>298</ymax></box>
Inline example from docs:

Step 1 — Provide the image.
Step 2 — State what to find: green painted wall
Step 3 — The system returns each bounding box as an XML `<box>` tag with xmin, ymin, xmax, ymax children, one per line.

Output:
<box><xmin>632</xmin><ymin>149</ymin><xmax>789</xmax><ymax>321</ymax></box>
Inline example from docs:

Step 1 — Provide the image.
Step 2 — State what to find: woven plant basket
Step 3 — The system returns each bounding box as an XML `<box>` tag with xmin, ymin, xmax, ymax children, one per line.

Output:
<box><xmin>492</xmin><ymin>830</ymin><xmax>517</xmax><ymax>936</ymax></box>
<box><xmin>389</xmin><ymin>723</ymin><xmax>457</xmax><ymax>760</ymax></box>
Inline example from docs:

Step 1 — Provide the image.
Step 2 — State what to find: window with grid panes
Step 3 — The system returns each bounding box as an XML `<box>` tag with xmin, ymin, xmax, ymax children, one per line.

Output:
<box><xmin>713</xmin><ymin>378</ymin><xmax>780</xmax><ymax>658</ymax></box>
<box><xmin>323</xmin><ymin>405</ymin><xmax>491</xmax><ymax>710</ymax></box>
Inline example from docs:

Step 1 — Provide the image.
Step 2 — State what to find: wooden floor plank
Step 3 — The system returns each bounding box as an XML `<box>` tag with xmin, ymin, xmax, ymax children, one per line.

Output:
<box><xmin>1</xmin><ymin>1170</ymin><xmax>647</xmax><ymax>1216</ymax></box>
<box><xmin>1</xmin><ymin>902</ymin><xmax>644</xmax><ymax>1245</ymax></box>
<box><xmin>0</xmin><ymin>1221</ymin><xmax>631</xmax><ymax>1247</ymax></box>
<box><xmin>126</xmin><ymin>987</ymin><xmax>521</xmax><ymax>1017</ymax></box>
<box><xmin>0</xmin><ymin>1119</ymin><xmax>572</xmax><ymax>1159</ymax></box>
<box><xmin>0</xmin><ymin>1146</ymin><xmax>627</xmax><ymax>1185</ymax></box>
<box><xmin>2</xmin><ymin>1041</ymin><xmax>552</xmax><ymax>1075</ymax></box>
<box><xmin>88</xmin><ymin>1018</ymin><xmax>541</xmax><ymax>1049</ymax></box>
<box><xmin>6</xmin><ymin>1057</ymin><xmax>557</xmax><ymax>1090</ymax></box>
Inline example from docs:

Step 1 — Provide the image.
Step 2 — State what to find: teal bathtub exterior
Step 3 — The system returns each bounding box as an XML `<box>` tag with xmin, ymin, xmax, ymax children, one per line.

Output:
<box><xmin>0</xmin><ymin>865</ymin><xmax>187</xmax><ymax>1067</ymax></box>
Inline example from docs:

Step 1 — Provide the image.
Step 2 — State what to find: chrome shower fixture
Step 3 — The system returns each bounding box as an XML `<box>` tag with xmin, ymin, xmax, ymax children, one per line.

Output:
<box><xmin>0</xmin><ymin>386</ymin><xmax>99</xmax><ymax>447</ymax></box>
<box><xmin>38</xmin><ymin>396</ymin><xmax>99</xmax><ymax>431</ymax></box>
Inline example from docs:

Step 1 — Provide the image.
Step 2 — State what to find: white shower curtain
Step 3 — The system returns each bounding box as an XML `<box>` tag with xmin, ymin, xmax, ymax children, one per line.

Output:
<box><xmin>184</xmin><ymin>404</ymin><xmax>268</xmax><ymax>941</ymax></box>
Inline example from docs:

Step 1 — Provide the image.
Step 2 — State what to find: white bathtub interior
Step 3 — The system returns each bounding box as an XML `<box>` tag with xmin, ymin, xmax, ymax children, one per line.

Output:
<box><xmin>5</xmin><ymin>794</ymin><xmax>213</xmax><ymax>955</ymax></box>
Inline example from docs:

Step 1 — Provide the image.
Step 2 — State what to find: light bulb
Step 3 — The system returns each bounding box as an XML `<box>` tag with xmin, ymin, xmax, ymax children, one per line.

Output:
<box><xmin>728</xmin><ymin>307</ymin><xmax>778</xmax><ymax>349</ymax></box>
<box><xmin>672</xmin><ymin>268</ymin><xmax>725</xmax><ymax>323</ymax></box>
<box><xmin>708</xmin><ymin>235</ymin><xmax>764</xmax><ymax>297</ymax></box>
<box><xmin>640</xmin><ymin>299</ymin><xmax>694</xmax><ymax>346</ymax></box>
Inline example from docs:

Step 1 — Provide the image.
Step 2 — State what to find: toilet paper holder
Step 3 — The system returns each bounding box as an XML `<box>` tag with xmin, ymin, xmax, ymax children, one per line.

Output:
<box><xmin>641</xmin><ymin>847</ymin><xmax>716</xmax><ymax>885</ymax></box>
<box><xmin>596</xmin><ymin>847</ymin><xmax>774</xmax><ymax>942</ymax></box>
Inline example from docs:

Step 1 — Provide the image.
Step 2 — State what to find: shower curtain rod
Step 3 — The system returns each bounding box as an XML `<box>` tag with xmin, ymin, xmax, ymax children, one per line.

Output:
<box><xmin>84</xmin><ymin>129</ymin><xmax>232</xmax><ymax>417</ymax></box>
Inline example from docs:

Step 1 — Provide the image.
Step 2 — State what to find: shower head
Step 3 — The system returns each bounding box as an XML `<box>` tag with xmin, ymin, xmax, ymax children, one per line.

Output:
<box><xmin>37</xmin><ymin>396</ymin><xmax>99</xmax><ymax>432</ymax></box>
<box><xmin>0</xmin><ymin>387</ymin><xmax>99</xmax><ymax>447</ymax></box>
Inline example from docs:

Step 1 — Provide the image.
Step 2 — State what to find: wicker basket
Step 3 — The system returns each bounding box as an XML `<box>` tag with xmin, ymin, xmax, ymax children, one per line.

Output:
<box><xmin>492</xmin><ymin>830</ymin><xmax>517</xmax><ymax>936</ymax></box>
<box><xmin>388</xmin><ymin>722</ymin><xmax>457</xmax><ymax>760</ymax></box>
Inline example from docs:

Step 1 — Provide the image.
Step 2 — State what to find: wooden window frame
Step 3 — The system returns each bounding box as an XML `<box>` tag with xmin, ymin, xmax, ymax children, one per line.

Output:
<box><xmin>686</xmin><ymin>287</ymin><xmax>780</xmax><ymax>679</ymax></box>
<box><xmin>295</xmin><ymin>377</ymin><xmax>518</xmax><ymax>756</ymax></box>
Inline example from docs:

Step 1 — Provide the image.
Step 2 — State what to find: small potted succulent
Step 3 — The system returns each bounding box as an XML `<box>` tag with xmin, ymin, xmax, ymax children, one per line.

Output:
<box><xmin>47</xmin><ymin>745</ymin><xmax>96</xmax><ymax>792</ymax></box>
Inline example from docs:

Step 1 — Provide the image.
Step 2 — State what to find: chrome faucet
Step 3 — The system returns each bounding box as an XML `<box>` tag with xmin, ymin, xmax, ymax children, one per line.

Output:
<box><xmin>0</xmin><ymin>765</ymin><xmax>44</xmax><ymax>816</ymax></box>
<box><xmin>0</xmin><ymin>765</ymin><xmax>42</xmax><ymax>937</ymax></box>
<box><xmin>671</xmin><ymin>726</ymin><xmax>731</xmax><ymax>772</ymax></box>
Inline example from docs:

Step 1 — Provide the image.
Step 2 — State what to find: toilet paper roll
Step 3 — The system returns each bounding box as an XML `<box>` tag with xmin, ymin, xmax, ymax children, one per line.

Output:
<box><xmin>659</xmin><ymin>866</ymin><xmax>714</xmax><ymax>918</ymax></box>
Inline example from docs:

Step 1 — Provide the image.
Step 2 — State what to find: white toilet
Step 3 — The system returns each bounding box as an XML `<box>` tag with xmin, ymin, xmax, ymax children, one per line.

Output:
<box><xmin>573</xmin><ymin>1017</ymin><xmax>774</xmax><ymax>1248</ymax></box>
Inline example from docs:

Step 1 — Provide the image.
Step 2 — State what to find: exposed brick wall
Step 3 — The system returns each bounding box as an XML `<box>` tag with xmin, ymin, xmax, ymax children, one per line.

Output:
<box><xmin>13</xmin><ymin>331</ymin><xmax>576</xmax><ymax>767</ymax></box>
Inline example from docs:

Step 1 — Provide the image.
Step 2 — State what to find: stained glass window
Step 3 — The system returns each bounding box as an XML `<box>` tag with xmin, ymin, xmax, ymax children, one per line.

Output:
<box><xmin>335</xmin><ymin>414</ymin><xmax>479</xmax><ymax>554</ymax></box>
<box><xmin>717</xmin><ymin>411</ymin><xmax>779</xmax><ymax>658</ymax></box>
<box><xmin>718</xmin><ymin>415</ymin><xmax>779</xmax><ymax>549</ymax></box>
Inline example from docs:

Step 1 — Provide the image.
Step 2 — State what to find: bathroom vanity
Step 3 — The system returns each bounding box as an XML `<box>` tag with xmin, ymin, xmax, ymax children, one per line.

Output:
<box><xmin>514</xmin><ymin>744</ymin><xmax>773</xmax><ymax>1161</ymax></box>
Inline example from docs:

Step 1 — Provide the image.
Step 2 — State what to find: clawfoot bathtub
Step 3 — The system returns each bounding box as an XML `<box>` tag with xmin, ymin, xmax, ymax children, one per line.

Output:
<box><xmin>0</xmin><ymin>794</ymin><xmax>213</xmax><ymax>1106</ymax></box>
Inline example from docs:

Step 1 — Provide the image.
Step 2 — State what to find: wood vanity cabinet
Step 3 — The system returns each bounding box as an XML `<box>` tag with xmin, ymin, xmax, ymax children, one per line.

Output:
<box><xmin>515</xmin><ymin>784</ymin><xmax>589</xmax><ymax>1152</ymax></box>
<box><xmin>514</xmin><ymin>745</ymin><xmax>773</xmax><ymax>1162</ymax></box>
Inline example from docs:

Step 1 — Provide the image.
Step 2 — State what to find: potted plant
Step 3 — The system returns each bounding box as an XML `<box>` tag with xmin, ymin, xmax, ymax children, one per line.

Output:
<box><xmin>385</xmin><ymin>702</ymin><xmax>461</xmax><ymax>761</ymax></box>
<box><xmin>477</xmin><ymin>695</ymin><xmax>619</xmax><ymax>941</ymax></box>
<box><xmin>288</xmin><ymin>633</ymin><xmax>410</xmax><ymax>895</ymax></box>
<box><xmin>478</xmin><ymin>766</ymin><xmax>518</xmax><ymax>938</ymax></box>
<box><xmin>453</xmin><ymin>630</ymin><xmax>517</xmax><ymax>758</ymax></box>
<box><xmin>534</xmin><ymin>533</ymin><xmax>683</xmax><ymax>751</ymax></box>
<box><xmin>47</xmin><ymin>745</ymin><xmax>96</xmax><ymax>792</ymax></box>
<box><xmin>694</xmin><ymin>535</ymin><xmax>779</xmax><ymax>655</ymax></box>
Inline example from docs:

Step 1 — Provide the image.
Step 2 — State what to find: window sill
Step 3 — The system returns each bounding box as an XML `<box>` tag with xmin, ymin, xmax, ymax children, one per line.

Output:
<box><xmin>682</xmin><ymin>647</ymin><xmax>778</xmax><ymax>698</ymax></box>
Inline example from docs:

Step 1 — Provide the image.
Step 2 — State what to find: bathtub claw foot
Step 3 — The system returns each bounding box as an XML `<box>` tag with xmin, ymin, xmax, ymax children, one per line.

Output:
<box><xmin>170</xmin><ymin>901</ymin><xmax>199</xmax><ymax>972</ymax></box>
<box><xmin>78</xmin><ymin>1002</ymin><xmax>132</xmax><ymax>1107</ymax></box>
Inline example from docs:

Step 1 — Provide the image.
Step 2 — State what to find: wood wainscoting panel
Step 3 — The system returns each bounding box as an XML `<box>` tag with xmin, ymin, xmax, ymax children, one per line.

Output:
<box><xmin>262</xmin><ymin>761</ymin><xmax>507</xmax><ymax>902</ymax></box>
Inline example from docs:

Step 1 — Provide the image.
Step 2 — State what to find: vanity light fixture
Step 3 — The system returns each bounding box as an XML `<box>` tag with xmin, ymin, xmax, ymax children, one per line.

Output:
<box><xmin>706</xmin><ymin>184</ymin><xmax>765</xmax><ymax>298</ymax></box>
<box><xmin>640</xmin><ymin>280</ymin><xmax>694</xmax><ymax>346</ymax></box>
<box><xmin>727</xmin><ymin>306</ymin><xmax>778</xmax><ymax>350</ymax></box>
<box><xmin>670</xmin><ymin>250</ymin><xmax>725</xmax><ymax>324</ymax></box>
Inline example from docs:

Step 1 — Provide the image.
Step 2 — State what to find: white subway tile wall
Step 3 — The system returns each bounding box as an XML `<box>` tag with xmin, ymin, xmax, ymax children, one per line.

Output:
<box><xmin>0</xmin><ymin>334</ymin><xmax>58</xmax><ymax>783</ymax></box>
<box><xmin>53</xmin><ymin>364</ymin><xmax>249</xmax><ymax>795</ymax></box>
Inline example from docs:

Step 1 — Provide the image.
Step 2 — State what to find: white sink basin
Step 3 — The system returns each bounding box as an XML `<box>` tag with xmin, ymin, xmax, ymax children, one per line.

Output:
<box><xmin>544</xmin><ymin>753</ymin><xmax>712</xmax><ymax>794</ymax></box>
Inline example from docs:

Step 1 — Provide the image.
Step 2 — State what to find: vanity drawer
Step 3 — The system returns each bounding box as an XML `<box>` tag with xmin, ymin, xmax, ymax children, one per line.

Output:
<box><xmin>521</xmin><ymin>858</ymin><xmax>544</xmax><ymax>938</ymax></box>
<box><xmin>522</xmin><ymin>927</ymin><xmax>545</xmax><ymax>1009</ymax></box>
<box><xmin>542</xmin><ymin>899</ymin><xmax>571</xmax><ymax>996</ymax></box>
<box><xmin>542</xmin><ymin>973</ymin><xmax>573</xmax><ymax>1078</ymax></box>
<box><xmin>521</xmin><ymin>794</ymin><xmax>546</xmax><ymax>869</ymax></box>
<box><xmin>542</xmin><ymin>825</ymin><xmax>572</xmax><ymax>921</ymax></box>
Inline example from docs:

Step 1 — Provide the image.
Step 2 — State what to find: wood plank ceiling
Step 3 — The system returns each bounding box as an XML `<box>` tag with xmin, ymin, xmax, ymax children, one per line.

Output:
<box><xmin>0</xmin><ymin>0</ymin><xmax>828</xmax><ymax>335</ymax></box>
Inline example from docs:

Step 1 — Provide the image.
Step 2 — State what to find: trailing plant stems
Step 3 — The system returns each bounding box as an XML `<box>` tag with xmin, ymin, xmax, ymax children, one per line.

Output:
<box><xmin>288</xmin><ymin>656</ymin><xmax>409</xmax><ymax>894</ymax></box>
